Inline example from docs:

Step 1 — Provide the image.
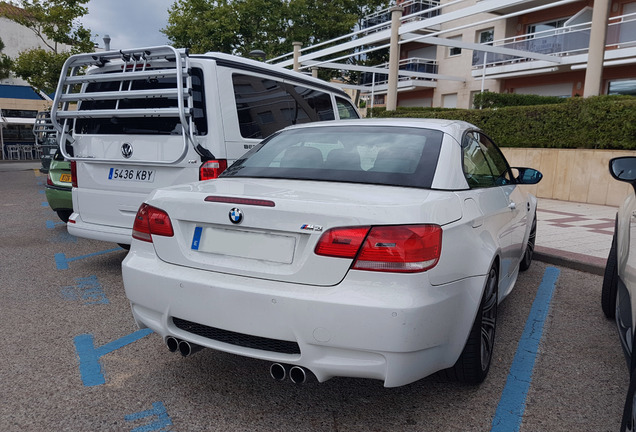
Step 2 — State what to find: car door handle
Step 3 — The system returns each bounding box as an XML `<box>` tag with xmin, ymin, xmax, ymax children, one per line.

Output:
<box><xmin>508</xmin><ymin>202</ymin><xmax>516</xmax><ymax>210</ymax></box>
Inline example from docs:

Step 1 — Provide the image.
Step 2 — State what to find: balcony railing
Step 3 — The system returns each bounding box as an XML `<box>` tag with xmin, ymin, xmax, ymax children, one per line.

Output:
<box><xmin>472</xmin><ymin>12</ymin><xmax>636</xmax><ymax>68</ymax></box>
<box><xmin>361</xmin><ymin>0</ymin><xmax>440</xmax><ymax>34</ymax></box>
<box><xmin>360</xmin><ymin>57</ymin><xmax>438</xmax><ymax>86</ymax></box>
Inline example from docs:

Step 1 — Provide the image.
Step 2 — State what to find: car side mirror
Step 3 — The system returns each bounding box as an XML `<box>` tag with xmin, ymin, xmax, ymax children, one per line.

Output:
<box><xmin>511</xmin><ymin>167</ymin><xmax>542</xmax><ymax>185</ymax></box>
<box><xmin>610</xmin><ymin>157</ymin><xmax>636</xmax><ymax>193</ymax></box>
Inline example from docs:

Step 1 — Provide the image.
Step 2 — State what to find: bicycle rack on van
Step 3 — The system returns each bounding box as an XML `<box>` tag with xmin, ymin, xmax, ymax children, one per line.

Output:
<box><xmin>50</xmin><ymin>45</ymin><xmax>195</xmax><ymax>165</ymax></box>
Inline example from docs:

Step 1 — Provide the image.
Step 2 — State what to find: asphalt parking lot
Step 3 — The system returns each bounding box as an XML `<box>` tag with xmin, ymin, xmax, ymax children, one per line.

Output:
<box><xmin>0</xmin><ymin>166</ymin><xmax>628</xmax><ymax>431</ymax></box>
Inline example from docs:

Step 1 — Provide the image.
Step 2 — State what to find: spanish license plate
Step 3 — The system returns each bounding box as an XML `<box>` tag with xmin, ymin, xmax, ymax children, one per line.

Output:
<box><xmin>108</xmin><ymin>167</ymin><xmax>155</xmax><ymax>182</ymax></box>
<box><xmin>59</xmin><ymin>173</ymin><xmax>72</xmax><ymax>183</ymax></box>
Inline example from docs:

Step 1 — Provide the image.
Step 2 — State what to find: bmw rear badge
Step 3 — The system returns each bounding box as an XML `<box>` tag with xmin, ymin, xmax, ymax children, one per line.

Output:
<box><xmin>121</xmin><ymin>142</ymin><xmax>133</xmax><ymax>158</ymax></box>
<box><xmin>229</xmin><ymin>208</ymin><xmax>243</xmax><ymax>224</ymax></box>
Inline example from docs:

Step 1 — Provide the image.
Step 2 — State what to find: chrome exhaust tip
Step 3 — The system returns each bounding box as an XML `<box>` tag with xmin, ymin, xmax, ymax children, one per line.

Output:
<box><xmin>178</xmin><ymin>340</ymin><xmax>203</xmax><ymax>357</ymax></box>
<box><xmin>270</xmin><ymin>363</ymin><xmax>288</xmax><ymax>381</ymax></box>
<box><xmin>165</xmin><ymin>336</ymin><xmax>179</xmax><ymax>353</ymax></box>
<box><xmin>289</xmin><ymin>366</ymin><xmax>307</xmax><ymax>384</ymax></box>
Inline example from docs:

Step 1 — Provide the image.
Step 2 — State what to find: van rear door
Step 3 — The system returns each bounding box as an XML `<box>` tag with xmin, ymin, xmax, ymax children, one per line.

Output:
<box><xmin>51</xmin><ymin>46</ymin><xmax>207</xmax><ymax>243</ymax></box>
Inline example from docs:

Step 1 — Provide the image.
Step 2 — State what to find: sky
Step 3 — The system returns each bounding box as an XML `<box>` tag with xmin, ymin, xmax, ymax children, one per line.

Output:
<box><xmin>81</xmin><ymin>0</ymin><xmax>176</xmax><ymax>50</ymax></box>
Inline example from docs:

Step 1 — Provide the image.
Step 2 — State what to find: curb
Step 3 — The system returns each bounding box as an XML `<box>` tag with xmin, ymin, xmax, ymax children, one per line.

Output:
<box><xmin>534</xmin><ymin>246</ymin><xmax>605</xmax><ymax>276</ymax></box>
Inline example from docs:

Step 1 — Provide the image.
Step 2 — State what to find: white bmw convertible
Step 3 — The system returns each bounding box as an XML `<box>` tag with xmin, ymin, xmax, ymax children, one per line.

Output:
<box><xmin>122</xmin><ymin>119</ymin><xmax>542</xmax><ymax>387</ymax></box>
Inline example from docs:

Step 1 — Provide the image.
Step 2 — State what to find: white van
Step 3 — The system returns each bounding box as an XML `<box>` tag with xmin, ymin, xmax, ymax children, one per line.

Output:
<box><xmin>51</xmin><ymin>46</ymin><xmax>359</xmax><ymax>246</ymax></box>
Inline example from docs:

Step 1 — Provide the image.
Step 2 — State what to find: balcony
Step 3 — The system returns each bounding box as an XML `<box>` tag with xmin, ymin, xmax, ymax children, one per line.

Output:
<box><xmin>361</xmin><ymin>0</ymin><xmax>441</xmax><ymax>34</ymax></box>
<box><xmin>471</xmin><ymin>12</ymin><xmax>636</xmax><ymax>74</ymax></box>
<box><xmin>360</xmin><ymin>57</ymin><xmax>438</xmax><ymax>86</ymax></box>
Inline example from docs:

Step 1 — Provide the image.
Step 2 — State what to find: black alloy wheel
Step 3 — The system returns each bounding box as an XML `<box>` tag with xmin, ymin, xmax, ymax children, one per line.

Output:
<box><xmin>445</xmin><ymin>265</ymin><xmax>498</xmax><ymax>384</ymax></box>
<box><xmin>602</xmin><ymin>217</ymin><xmax>619</xmax><ymax>319</ymax></box>
<box><xmin>520</xmin><ymin>215</ymin><xmax>536</xmax><ymax>272</ymax></box>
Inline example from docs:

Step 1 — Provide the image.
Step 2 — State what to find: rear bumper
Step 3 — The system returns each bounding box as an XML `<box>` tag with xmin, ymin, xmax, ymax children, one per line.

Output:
<box><xmin>67</xmin><ymin>212</ymin><xmax>132</xmax><ymax>245</ymax></box>
<box><xmin>45</xmin><ymin>186</ymin><xmax>72</xmax><ymax>211</ymax></box>
<box><xmin>122</xmin><ymin>241</ymin><xmax>486</xmax><ymax>387</ymax></box>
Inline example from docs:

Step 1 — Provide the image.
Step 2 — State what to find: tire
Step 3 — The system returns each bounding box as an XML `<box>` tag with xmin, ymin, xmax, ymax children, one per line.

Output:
<box><xmin>56</xmin><ymin>210</ymin><xmax>73</xmax><ymax>223</ymax></box>
<box><xmin>446</xmin><ymin>265</ymin><xmax>498</xmax><ymax>384</ymax></box>
<box><xmin>520</xmin><ymin>214</ymin><xmax>537</xmax><ymax>272</ymax></box>
<box><xmin>118</xmin><ymin>243</ymin><xmax>131</xmax><ymax>251</ymax></box>
<box><xmin>602</xmin><ymin>217</ymin><xmax>619</xmax><ymax>319</ymax></box>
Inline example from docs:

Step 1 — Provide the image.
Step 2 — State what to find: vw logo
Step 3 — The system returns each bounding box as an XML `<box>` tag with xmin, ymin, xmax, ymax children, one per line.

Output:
<box><xmin>121</xmin><ymin>143</ymin><xmax>133</xmax><ymax>159</ymax></box>
<box><xmin>229</xmin><ymin>208</ymin><xmax>243</xmax><ymax>224</ymax></box>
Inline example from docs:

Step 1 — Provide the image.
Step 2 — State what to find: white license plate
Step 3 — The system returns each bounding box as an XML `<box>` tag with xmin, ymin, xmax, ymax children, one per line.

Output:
<box><xmin>108</xmin><ymin>167</ymin><xmax>155</xmax><ymax>182</ymax></box>
<box><xmin>191</xmin><ymin>226</ymin><xmax>296</xmax><ymax>264</ymax></box>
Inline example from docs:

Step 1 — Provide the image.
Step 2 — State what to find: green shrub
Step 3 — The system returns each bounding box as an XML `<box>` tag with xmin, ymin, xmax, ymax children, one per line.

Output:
<box><xmin>473</xmin><ymin>91</ymin><xmax>567</xmax><ymax>108</ymax></box>
<box><xmin>368</xmin><ymin>95</ymin><xmax>636</xmax><ymax>149</ymax></box>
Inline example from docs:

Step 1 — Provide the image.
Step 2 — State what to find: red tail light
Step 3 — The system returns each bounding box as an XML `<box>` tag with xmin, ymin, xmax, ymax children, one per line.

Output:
<box><xmin>132</xmin><ymin>203</ymin><xmax>174</xmax><ymax>242</ymax></box>
<box><xmin>315</xmin><ymin>225</ymin><xmax>442</xmax><ymax>273</ymax></box>
<box><xmin>200</xmin><ymin>159</ymin><xmax>228</xmax><ymax>180</ymax></box>
<box><xmin>46</xmin><ymin>172</ymin><xmax>54</xmax><ymax>186</ymax></box>
<box><xmin>70</xmin><ymin>160</ymin><xmax>78</xmax><ymax>188</ymax></box>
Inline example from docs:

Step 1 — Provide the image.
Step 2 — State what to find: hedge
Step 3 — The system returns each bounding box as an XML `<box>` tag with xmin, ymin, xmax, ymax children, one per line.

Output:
<box><xmin>473</xmin><ymin>91</ymin><xmax>566</xmax><ymax>108</ymax></box>
<box><xmin>367</xmin><ymin>95</ymin><xmax>636</xmax><ymax>149</ymax></box>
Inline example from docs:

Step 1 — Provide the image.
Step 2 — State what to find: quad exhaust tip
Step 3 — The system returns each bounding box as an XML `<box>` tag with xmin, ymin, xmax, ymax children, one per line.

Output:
<box><xmin>178</xmin><ymin>340</ymin><xmax>203</xmax><ymax>357</ymax></box>
<box><xmin>165</xmin><ymin>336</ymin><xmax>179</xmax><ymax>353</ymax></box>
<box><xmin>166</xmin><ymin>337</ymin><xmax>204</xmax><ymax>357</ymax></box>
<box><xmin>270</xmin><ymin>363</ymin><xmax>308</xmax><ymax>384</ymax></box>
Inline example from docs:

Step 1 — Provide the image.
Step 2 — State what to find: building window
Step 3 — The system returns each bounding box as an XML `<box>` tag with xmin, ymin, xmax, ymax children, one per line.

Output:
<box><xmin>448</xmin><ymin>35</ymin><xmax>462</xmax><ymax>57</ymax></box>
<box><xmin>477</xmin><ymin>29</ymin><xmax>494</xmax><ymax>45</ymax></box>
<box><xmin>527</xmin><ymin>18</ymin><xmax>568</xmax><ymax>37</ymax></box>
<box><xmin>608</xmin><ymin>79</ymin><xmax>636</xmax><ymax>96</ymax></box>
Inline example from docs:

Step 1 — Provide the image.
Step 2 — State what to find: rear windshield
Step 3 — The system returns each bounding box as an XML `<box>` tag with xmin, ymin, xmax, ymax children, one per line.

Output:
<box><xmin>74</xmin><ymin>68</ymin><xmax>207</xmax><ymax>135</ymax></box>
<box><xmin>221</xmin><ymin>125</ymin><xmax>443</xmax><ymax>188</ymax></box>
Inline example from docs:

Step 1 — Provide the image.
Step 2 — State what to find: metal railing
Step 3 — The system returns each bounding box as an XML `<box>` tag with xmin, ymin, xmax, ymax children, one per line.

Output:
<box><xmin>360</xmin><ymin>57</ymin><xmax>438</xmax><ymax>86</ymax></box>
<box><xmin>361</xmin><ymin>0</ymin><xmax>441</xmax><ymax>34</ymax></box>
<box><xmin>472</xmin><ymin>12</ymin><xmax>636</xmax><ymax>68</ymax></box>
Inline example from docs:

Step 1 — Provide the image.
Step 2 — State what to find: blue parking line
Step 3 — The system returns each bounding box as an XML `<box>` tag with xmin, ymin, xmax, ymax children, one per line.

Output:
<box><xmin>41</xmin><ymin>201</ymin><xmax>49</xmax><ymax>207</ymax></box>
<box><xmin>75</xmin><ymin>328</ymin><xmax>153</xmax><ymax>387</ymax></box>
<box><xmin>491</xmin><ymin>266</ymin><xmax>561</xmax><ymax>432</ymax></box>
<box><xmin>125</xmin><ymin>401</ymin><xmax>173</xmax><ymax>432</ymax></box>
<box><xmin>55</xmin><ymin>247</ymin><xmax>123</xmax><ymax>270</ymax></box>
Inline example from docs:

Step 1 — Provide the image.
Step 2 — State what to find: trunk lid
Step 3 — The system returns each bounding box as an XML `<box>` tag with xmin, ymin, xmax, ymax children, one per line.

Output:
<box><xmin>147</xmin><ymin>178</ymin><xmax>463</xmax><ymax>286</ymax></box>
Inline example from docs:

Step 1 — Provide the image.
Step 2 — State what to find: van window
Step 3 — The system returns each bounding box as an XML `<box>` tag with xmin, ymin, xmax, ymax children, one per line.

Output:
<box><xmin>336</xmin><ymin>97</ymin><xmax>358</xmax><ymax>119</ymax></box>
<box><xmin>74</xmin><ymin>68</ymin><xmax>207</xmax><ymax>135</ymax></box>
<box><xmin>233</xmin><ymin>74</ymin><xmax>336</xmax><ymax>139</ymax></box>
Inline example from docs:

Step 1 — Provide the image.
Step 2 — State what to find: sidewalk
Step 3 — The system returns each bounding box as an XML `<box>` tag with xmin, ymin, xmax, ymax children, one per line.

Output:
<box><xmin>535</xmin><ymin>198</ymin><xmax>616</xmax><ymax>276</ymax></box>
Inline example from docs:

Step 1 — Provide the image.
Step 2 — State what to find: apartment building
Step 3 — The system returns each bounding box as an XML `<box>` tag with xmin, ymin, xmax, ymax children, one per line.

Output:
<box><xmin>277</xmin><ymin>0</ymin><xmax>636</xmax><ymax>110</ymax></box>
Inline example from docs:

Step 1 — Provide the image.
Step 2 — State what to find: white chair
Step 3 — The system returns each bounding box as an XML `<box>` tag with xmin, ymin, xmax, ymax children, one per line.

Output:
<box><xmin>20</xmin><ymin>145</ymin><xmax>34</xmax><ymax>160</ymax></box>
<box><xmin>6</xmin><ymin>145</ymin><xmax>20</xmax><ymax>160</ymax></box>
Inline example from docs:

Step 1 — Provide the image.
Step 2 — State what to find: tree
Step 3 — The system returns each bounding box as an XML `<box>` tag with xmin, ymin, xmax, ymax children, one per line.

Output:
<box><xmin>0</xmin><ymin>38</ymin><xmax>12</xmax><ymax>80</ymax></box>
<box><xmin>7</xmin><ymin>0</ymin><xmax>94</xmax><ymax>93</ymax></box>
<box><xmin>163</xmin><ymin>0</ymin><xmax>390</xmax><ymax>59</ymax></box>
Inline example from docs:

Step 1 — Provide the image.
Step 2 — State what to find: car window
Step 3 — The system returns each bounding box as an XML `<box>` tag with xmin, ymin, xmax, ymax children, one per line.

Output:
<box><xmin>233</xmin><ymin>74</ymin><xmax>337</xmax><ymax>139</ymax></box>
<box><xmin>221</xmin><ymin>125</ymin><xmax>443</xmax><ymax>189</ymax></box>
<box><xmin>462</xmin><ymin>132</ymin><xmax>512</xmax><ymax>188</ymax></box>
<box><xmin>336</xmin><ymin>97</ymin><xmax>359</xmax><ymax>119</ymax></box>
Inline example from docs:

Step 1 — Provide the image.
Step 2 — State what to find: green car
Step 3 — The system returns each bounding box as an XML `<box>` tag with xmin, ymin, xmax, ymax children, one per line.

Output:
<box><xmin>45</xmin><ymin>150</ymin><xmax>73</xmax><ymax>223</ymax></box>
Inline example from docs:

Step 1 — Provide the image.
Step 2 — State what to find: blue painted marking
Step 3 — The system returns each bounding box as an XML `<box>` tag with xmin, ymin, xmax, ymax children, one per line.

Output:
<box><xmin>490</xmin><ymin>266</ymin><xmax>561</xmax><ymax>432</ymax></box>
<box><xmin>191</xmin><ymin>226</ymin><xmax>202</xmax><ymax>250</ymax></box>
<box><xmin>62</xmin><ymin>275</ymin><xmax>109</xmax><ymax>305</ymax></box>
<box><xmin>74</xmin><ymin>328</ymin><xmax>153</xmax><ymax>387</ymax></box>
<box><xmin>41</xmin><ymin>201</ymin><xmax>49</xmax><ymax>207</ymax></box>
<box><xmin>108</xmin><ymin>167</ymin><xmax>114</xmax><ymax>179</ymax></box>
<box><xmin>47</xmin><ymin>220</ymin><xmax>66</xmax><ymax>229</ymax></box>
<box><xmin>55</xmin><ymin>247</ymin><xmax>123</xmax><ymax>270</ymax></box>
<box><xmin>39</xmin><ymin>190</ymin><xmax>45</xmax><ymax>194</ymax></box>
<box><xmin>51</xmin><ymin>230</ymin><xmax>77</xmax><ymax>244</ymax></box>
<box><xmin>125</xmin><ymin>401</ymin><xmax>173</xmax><ymax>432</ymax></box>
